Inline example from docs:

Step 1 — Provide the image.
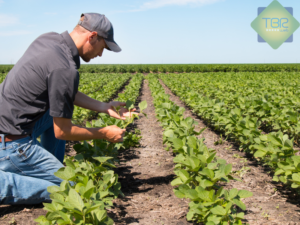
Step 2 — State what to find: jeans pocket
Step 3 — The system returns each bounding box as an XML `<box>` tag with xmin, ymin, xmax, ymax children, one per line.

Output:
<box><xmin>16</xmin><ymin>140</ymin><xmax>33</xmax><ymax>162</ymax></box>
<box><xmin>0</xmin><ymin>155</ymin><xmax>24</xmax><ymax>174</ymax></box>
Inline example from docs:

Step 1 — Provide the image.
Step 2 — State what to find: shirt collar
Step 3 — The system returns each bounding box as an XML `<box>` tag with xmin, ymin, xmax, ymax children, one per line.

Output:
<box><xmin>61</xmin><ymin>31</ymin><xmax>80</xmax><ymax>69</ymax></box>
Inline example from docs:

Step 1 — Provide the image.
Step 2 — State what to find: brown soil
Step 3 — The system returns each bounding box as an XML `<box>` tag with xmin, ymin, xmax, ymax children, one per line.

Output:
<box><xmin>160</xmin><ymin>79</ymin><xmax>300</xmax><ymax>225</ymax></box>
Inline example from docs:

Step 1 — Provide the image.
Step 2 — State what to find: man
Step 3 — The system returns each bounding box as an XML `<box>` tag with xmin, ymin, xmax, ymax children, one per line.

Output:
<box><xmin>0</xmin><ymin>13</ymin><xmax>132</xmax><ymax>205</ymax></box>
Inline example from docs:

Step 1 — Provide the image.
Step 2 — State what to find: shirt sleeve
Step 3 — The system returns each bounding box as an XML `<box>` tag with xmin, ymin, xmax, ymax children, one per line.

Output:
<box><xmin>47</xmin><ymin>68</ymin><xmax>79</xmax><ymax>118</ymax></box>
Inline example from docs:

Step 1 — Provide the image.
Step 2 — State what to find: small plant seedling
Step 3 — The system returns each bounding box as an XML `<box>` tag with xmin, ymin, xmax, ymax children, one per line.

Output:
<box><xmin>233</xmin><ymin>154</ymin><xmax>242</xmax><ymax>159</ymax></box>
<box><xmin>276</xmin><ymin>204</ymin><xmax>279</xmax><ymax>209</ymax></box>
<box><xmin>9</xmin><ymin>217</ymin><xmax>16</xmax><ymax>225</ymax></box>
<box><xmin>115</xmin><ymin>100</ymin><xmax>148</xmax><ymax>129</ymax></box>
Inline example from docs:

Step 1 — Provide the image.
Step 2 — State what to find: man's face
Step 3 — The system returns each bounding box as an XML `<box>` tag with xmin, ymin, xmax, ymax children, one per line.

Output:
<box><xmin>81</xmin><ymin>33</ymin><xmax>109</xmax><ymax>62</ymax></box>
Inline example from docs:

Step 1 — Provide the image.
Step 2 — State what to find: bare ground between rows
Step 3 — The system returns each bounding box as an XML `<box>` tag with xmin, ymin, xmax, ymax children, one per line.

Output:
<box><xmin>159</xmin><ymin>79</ymin><xmax>300</xmax><ymax>225</ymax></box>
<box><xmin>107</xmin><ymin>79</ymin><xmax>193</xmax><ymax>224</ymax></box>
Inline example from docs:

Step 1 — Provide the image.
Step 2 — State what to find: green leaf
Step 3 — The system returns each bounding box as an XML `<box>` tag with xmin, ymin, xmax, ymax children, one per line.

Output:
<box><xmin>161</xmin><ymin>102</ymin><xmax>171</xmax><ymax>109</ymax></box>
<box><xmin>210</xmin><ymin>205</ymin><xmax>226</xmax><ymax>216</ymax></box>
<box><xmin>92</xmin><ymin>156</ymin><xmax>113</xmax><ymax>163</ymax></box>
<box><xmin>201</xmin><ymin>168</ymin><xmax>214</xmax><ymax>179</ymax></box>
<box><xmin>254</xmin><ymin>150</ymin><xmax>266</xmax><ymax>158</ymax></box>
<box><xmin>126</xmin><ymin>100</ymin><xmax>134</xmax><ymax>110</ymax></box>
<box><xmin>69</xmin><ymin>189</ymin><xmax>84</xmax><ymax>211</ymax></box>
<box><xmin>259</xmin><ymin>135</ymin><xmax>268</xmax><ymax>142</ymax></box>
<box><xmin>139</xmin><ymin>100</ymin><xmax>148</xmax><ymax>111</ymax></box>
<box><xmin>94</xmin><ymin>209</ymin><xmax>107</xmax><ymax>222</ymax></box>
<box><xmin>238</xmin><ymin>190</ymin><xmax>253</xmax><ymax>198</ymax></box>
<box><xmin>86</xmin><ymin>121</ymin><xmax>92</xmax><ymax>128</ymax></box>
<box><xmin>292</xmin><ymin>173</ymin><xmax>300</xmax><ymax>182</ymax></box>
<box><xmin>268</xmin><ymin>134</ymin><xmax>282</xmax><ymax>147</ymax></box>
<box><xmin>54</xmin><ymin>167</ymin><xmax>75</xmax><ymax>181</ymax></box>
<box><xmin>178</xmin><ymin>170</ymin><xmax>190</xmax><ymax>183</ymax></box>
<box><xmin>172</xmin><ymin>138</ymin><xmax>184</xmax><ymax>150</ymax></box>
<box><xmin>174</xmin><ymin>190</ymin><xmax>185</xmax><ymax>198</ymax></box>
<box><xmin>65</xmin><ymin>159</ymin><xmax>76</xmax><ymax>170</ymax></box>
<box><xmin>163</xmin><ymin>130</ymin><xmax>174</xmax><ymax>138</ymax></box>
<box><xmin>47</xmin><ymin>185</ymin><xmax>61</xmax><ymax>194</ymax></box>
<box><xmin>187</xmin><ymin>136</ymin><xmax>197</xmax><ymax>149</ymax></box>
<box><xmin>229</xmin><ymin>188</ymin><xmax>238</xmax><ymax>199</ymax></box>
<box><xmin>171</xmin><ymin>177</ymin><xmax>183</xmax><ymax>186</ymax></box>
<box><xmin>233</xmin><ymin>199</ymin><xmax>246</xmax><ymax>210</ymax></box>
<box><xmin>186</xmin><ymin>189</ymin><xmax>199</xmax><ymax>201</ymax></box>
<box><xmin>236</xmin><ymin>212</ymin><xmax>245</xmax><ymax>219</ymax></box>
<box><xmin>46</xmin><ymin>211</ymin><xmax>62</xmax><ymax>221</ymax></box>
<box><xmin>188</xmin><ymin>156</ymin><xmax>200</xmax><ymax>171</ymax></box>
<box><xmin>224</xmin><ymin>164</ymin><xmax>232</xmax><ymax>175</ymax></box>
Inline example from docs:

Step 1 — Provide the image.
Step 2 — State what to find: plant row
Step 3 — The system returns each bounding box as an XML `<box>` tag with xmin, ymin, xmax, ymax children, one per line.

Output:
<box><xmin>36</xmin><ymin>75</ymin><xmax>147</xmax><ymax>225</ymax></box>
<box><xmin>163</xmin><ymin>72</ymin><xmax>300</xmax><ymax>143</ymax></box>
<box><xmin>148</xmin><ymin>75</ymin><xmax>252</xmax><ymax>225</ymax></box>
<box><xmin>160</xmin><ymin>73</ymin><xmax>300</xmax><ymax>193</ymax></box>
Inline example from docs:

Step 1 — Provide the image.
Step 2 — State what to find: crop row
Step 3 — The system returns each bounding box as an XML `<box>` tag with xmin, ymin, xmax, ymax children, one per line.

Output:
<box><xmin>166</xmin><ymin>72</ymin><xmax>300</xmax><ymax>143</ymax></box>
<box><xmin>148</xmin><ymin>75</ymin><xmax>252</xmax><ymax>225</ymax></box>
<box><xmin>2</xmin><ymin>64</ymin><xmax>300</xmax><ymax>74</ymax></box>
<box><xmin>36</xmin><ymin>74</ymin><xmax>147</xmax><ymax>224</ymax></box>
<box><xmin>75</xmin><ymin>64</ymin><xmax>300</xmax><ymax>73</ymax></box>
<box><xmin>160</xmin><ymin>73</ymin><xmax>300</xmax><ymax>193</ymax></box>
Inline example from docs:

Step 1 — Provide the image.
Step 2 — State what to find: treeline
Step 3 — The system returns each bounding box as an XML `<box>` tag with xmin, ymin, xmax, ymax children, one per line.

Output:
<box><xmin>1</xmin><ymin>64</ymin><xmax>300</xmax><ymax>74</ymax></box>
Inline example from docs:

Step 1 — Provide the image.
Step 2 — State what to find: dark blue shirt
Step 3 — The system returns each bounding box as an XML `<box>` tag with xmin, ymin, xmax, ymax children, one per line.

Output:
<box><xmin>0</xmin><ymin>31</ymin><xmax>80</xmax><ymax>135</ymax></box>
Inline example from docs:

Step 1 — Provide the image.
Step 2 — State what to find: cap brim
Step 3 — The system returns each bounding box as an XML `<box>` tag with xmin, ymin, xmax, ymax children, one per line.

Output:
<box><xmin>104</xmin><ymin>39</ymin><xmax>122</xmax><ymax>53</ymax></box>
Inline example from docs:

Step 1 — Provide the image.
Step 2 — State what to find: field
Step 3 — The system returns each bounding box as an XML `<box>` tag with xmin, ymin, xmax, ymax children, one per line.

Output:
<box><xmin>1</xmin><ymin>65</ymin><xmax>300</xmax><ymax>225</ymax></box>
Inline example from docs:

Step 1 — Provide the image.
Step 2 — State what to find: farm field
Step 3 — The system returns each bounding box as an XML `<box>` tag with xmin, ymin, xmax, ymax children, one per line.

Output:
<box><xmin>1</xmin><ymin>67</ymin><xmax>300</xmax><ymax>224</ymax></box>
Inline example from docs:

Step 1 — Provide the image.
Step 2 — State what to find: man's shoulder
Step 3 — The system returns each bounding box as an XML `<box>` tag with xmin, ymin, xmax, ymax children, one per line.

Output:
<box><xmin>31</xmin><ymin>32</ymin><xmax>75</xmax><ymax>70</ymax></box>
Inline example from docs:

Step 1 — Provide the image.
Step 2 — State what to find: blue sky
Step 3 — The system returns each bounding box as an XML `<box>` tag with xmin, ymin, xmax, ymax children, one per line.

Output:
<box><xmin>0</xmin><ymin>0</ymin><xmax>300</xmax><ymax>64</ymax></box>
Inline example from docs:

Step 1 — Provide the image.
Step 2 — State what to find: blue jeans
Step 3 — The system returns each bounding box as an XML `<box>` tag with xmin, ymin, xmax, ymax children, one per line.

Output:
<box><xmin>0</xmin><ymin>110</ymin><xmax>66</xmax><ymax>205</ymax></box>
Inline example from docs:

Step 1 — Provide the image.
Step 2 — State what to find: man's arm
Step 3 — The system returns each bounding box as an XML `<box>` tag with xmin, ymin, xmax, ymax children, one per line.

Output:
<box><xmin>74</xmin><ymin>91</ymin><xmax>110</xmax><ymax>113</ymax></box>
<box><xmin>53</xmin><ymin>117</ymin><xmax>125</xmax><ymax>142</ymax></box>
<box><xmin>74</xmin><ymin>91</ymin><xmax>138</xmax><ymax>120</ymax></box>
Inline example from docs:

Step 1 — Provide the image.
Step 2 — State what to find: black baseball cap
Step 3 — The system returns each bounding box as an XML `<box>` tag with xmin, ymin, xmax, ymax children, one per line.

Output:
<box><xmin>78</xmin><ymin>13</ymin><xmax>121</xmax><ymax>52</ymax></box>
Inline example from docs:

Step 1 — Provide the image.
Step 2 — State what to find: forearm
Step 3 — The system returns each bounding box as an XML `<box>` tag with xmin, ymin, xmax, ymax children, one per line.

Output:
<box><xmin>54</xmin><ymin>122</ymin><xmax>108</xmax><ymax>141</ymax></box>
<box><xmin>53</xmin><ymin>117</ymin><xmax>125</xmax><ymax>142</ymax></box>
<box><xmin>74</xmin><ymin>91</ymin><xmax>109</xmax><ymax>113</ymax></box>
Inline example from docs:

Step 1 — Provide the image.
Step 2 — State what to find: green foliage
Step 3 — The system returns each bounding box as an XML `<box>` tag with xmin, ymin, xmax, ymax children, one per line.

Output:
<box><xmin>75</xmin><ymin>64</ymin><xmax>300</xmax><ymax>74</ymax></box>
<box><xmin>160</xmin><ymin>72</ymin><xmax>300</xmax><ymax>192</ymax></box>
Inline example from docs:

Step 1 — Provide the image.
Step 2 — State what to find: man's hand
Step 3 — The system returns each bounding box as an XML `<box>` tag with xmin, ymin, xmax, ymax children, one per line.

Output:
<box><xmin>102</xmin><ymin>125</ymin><xmax>126</xmax><ymax>143</ymax></box>
<box><xmin>107</xmin><ymin>101</ymin><xmax>138</xmax><ymax>120</ymax></box>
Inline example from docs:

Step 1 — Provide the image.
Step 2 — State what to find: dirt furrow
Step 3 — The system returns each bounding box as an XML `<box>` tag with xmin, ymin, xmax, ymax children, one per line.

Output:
<box><xmin>159</xmin><ymin>79</ymin><xmax>300</xmax><ymax>225</ymax></box>
<box><xmin>110</xmin><ymin>79</ymin><xmax>192</xmax><ymax>225</ymax></box>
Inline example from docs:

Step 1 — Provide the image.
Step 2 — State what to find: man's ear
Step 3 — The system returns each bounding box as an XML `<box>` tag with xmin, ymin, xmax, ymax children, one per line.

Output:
<box><xmin>88</xmin><ymin>31</ymin><xmax>98</xmax><ymax>43</ymax></box>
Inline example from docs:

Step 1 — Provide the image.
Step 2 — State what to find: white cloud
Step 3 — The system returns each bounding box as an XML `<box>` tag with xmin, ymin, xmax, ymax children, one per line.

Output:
<box><xmin>0</xmin><ymin>30</ymin><xmax>31</xmax><ymax>37</ymax></box>
<box><xmin>132</xmin><ymin>0</ymin><xmax>224</xmax><ymax>11</ymax></box>
<box><xmin>0</xmin><ymin>14</ymin><xmax>18</xmax><ymax>27</ymax></box>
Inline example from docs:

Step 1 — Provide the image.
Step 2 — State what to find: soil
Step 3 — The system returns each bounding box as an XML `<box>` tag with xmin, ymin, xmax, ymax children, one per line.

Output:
<box><xmin>107</xmin><ymin>79</ymin><xmax>192</xmax><ymax>224</ymax></box>
<box><xmin>2</xmin><ymin>77</ymin><xmax>300</xmax><ymax>225</ymax></box>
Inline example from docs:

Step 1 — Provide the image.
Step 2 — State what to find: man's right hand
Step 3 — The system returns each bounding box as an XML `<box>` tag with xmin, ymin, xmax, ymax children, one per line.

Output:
<box><xmin>101</xmin><ymin>125</ymin><xmax>126</xmax><ymax>143</ymax></box>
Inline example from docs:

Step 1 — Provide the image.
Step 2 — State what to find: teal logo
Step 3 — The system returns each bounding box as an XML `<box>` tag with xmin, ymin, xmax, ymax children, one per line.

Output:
<box><xmin>251</xmin><ymin>0</ymin><xmax>300</xmax><ymax>49</ymax></box>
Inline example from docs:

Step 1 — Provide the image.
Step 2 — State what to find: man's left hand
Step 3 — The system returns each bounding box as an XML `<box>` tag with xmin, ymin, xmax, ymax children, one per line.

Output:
<box><xmin>106</xmin><ymin>101</ymin><xmax>138</xmax><ymax>120</ymax></box>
